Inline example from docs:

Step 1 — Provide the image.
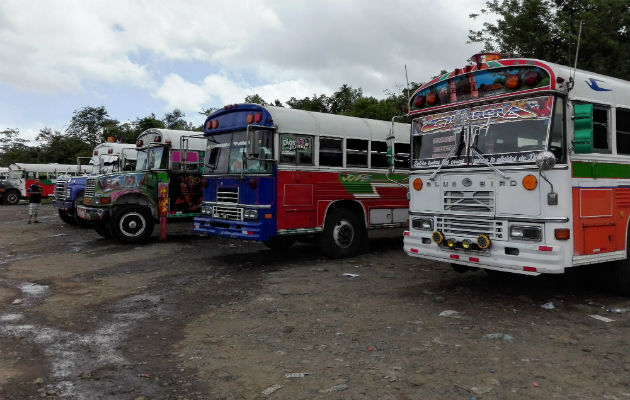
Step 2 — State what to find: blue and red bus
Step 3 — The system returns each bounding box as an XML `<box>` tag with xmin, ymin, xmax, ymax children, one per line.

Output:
<box><xmin>193</xmin><ymin>104</ymin><xmax>410</xmax><ymax>257</ymax></box>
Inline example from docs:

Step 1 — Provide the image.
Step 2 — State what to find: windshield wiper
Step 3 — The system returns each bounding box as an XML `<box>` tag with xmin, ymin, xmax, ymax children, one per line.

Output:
<box><xmin>428</xmin><ymin>128</ymin><xmax>465</xmax><ymax>181</ymax></box>
<box><xmin>469</xmin><ymin>122</ymin><xmax>510</xmax><ymax>180</ymax></box>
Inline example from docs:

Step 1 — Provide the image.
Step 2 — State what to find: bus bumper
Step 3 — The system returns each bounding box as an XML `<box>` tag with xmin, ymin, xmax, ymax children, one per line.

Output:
<box><xmin>76</xmin><ymin>205</ymin><xmax>109</xmax><ymax>222</ymax></box>
<box><xmin>403</xmin><ymin>231</ymin><xmax>567</xmax><ymax>275</ymax></box>
<box><xmin>53</xmin><ymin>200</ymin><xmax>73</xmax><ymax>211</ymax></box>
<box><xmin>193</xmin><ymin>216</ymin><xmax>270</xmax><ymax>241</ymax></box>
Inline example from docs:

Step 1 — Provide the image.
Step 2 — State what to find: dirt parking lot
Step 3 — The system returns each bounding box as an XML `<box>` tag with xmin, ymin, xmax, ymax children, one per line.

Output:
<box><xmin>0</xmin><ymin>203</ymin><xmax>628</xmax><ymax>400</ymax></box>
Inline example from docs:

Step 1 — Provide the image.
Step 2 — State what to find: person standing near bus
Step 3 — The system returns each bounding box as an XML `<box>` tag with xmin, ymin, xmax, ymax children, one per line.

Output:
<box><xmin>27</xmin><ymin>179</ymin><xmax>42</xmax><ymax>224</ymax></box>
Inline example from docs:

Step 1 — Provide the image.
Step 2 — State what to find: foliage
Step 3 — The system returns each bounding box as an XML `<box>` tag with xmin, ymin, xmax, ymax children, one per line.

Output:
<box><xmin>469</xmin><ymin>0</ymin><xmax>630</xmax><ymax>79</ymax></box>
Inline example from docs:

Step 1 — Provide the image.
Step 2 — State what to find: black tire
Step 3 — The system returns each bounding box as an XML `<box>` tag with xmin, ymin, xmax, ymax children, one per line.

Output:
<box><xmin>110</xmin><ymin>206</ymin><xmax>154</xmax><ymax>244</ymax></box>
<box><xmin>58</xmin><ymin>209</ymin><xmax>76</xmax><ymax>225</ymax></box>
<box><xmin>5</xmin><ymin>190</ymin><xmax>20</xmax><ymax>205</ymax></box>
<box><xmin>72</xmin><ymin>193</ymin><xmax>91</xmax><ymax>227</ymax></box>
<box><xmin>93</xmin><ymin>221</ymin><xmax>112</xmax><ymax>238</ymax></box>
<box><xmin>263</xmin><ymin>236</ymin><xmax>297</xmax><ymax>250</ymax></box>
<box><xmin>613</xmin><ymin>234</ymin><xmax>630</xmax><ymax>297</ymax></box>
<box><xmin>318</xmin><ymin>208</ymin><xmax>365</xmax><ymax>258</ymax></box>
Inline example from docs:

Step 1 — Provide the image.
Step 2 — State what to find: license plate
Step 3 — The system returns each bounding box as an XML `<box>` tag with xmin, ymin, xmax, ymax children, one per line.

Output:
<box><xmin>77</xmin><ymin>206</ymin><xmax>88</xmax><ymax>220</ymax></box>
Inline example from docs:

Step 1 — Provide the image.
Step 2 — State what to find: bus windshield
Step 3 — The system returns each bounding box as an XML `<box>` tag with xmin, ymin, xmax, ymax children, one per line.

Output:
<box><xmin>136</xmin><ymin>147</ymin><xmax>167</xmax><ymax>171</ymax></box>
<box><xmin>205</xmin><ymin>130</ymin><xmax>274</xmax><ymax>174</ymax></box>
<box><xmin>412</xmin><ymin>96</ymin><xmax>556</xmax><ymax>168</ymax></box>
<box><xmin>8</xmin><ymin>170</ymin><xmax>24</xmax><ymax>179</ymax></box>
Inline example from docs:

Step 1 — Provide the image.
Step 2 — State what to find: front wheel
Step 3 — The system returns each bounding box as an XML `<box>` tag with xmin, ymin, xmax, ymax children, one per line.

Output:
<box><xmin>5</xmin><ymin>190</ymin><xmax>20</xmax><ymax>205</ymax></box>
<box><xmin>263</xmin><ymin>236</ymin><xmax>297</xmax><ymax>250</ymax></box>
<box><xmin>93</xmin><ymin>221</ymin><xmax>111</xmax><ymax>238</ymax></box>
<box><xmin>318</xmin><ymin>208</ymin><xmax>365</xmax><ymax>258</ymax></box>
<box><xmin>58</xmin><ymin>209</ymin><xmax>76</xmax><ymax>225</ymax></box>
<box><xmin>110</xmin><ymin>206</ymin><xmax>154</xmax><ymax>244</ymax></box>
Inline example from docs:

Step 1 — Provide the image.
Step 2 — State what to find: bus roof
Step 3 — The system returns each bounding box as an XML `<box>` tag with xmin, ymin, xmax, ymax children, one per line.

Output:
<box><xmin>91</xmin><ymin>142</ymin><xmax>138</xmax><ymax>165</ymax></box>
<box><xmin>9</xmin><ymin>163</ymin><xmax>92</xmax><ymax>173</ymax></box>
<box><xmin>410</xmin><ymin>57</ymin><xmax>630</xmax><ymax>115</ymax></box>
<box><xmin>204</xmin><ymin>104</ymin><xmax>410</xmax><ymax>143</ymax></box>
<box><xmin>136</xmin><ymin>129</ymin><xmax>205</xmax><ymax>151</ymax></box>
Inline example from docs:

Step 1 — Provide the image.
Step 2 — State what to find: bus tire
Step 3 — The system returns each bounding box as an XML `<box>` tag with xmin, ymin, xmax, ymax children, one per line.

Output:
<box><xmin>58</xmin><ymin>209</ymin><xmax>76</xmax><ymax>225</ymax></box>
<box><xmin>72</xmin><ymin>194</ymin><xmax>91</xmax><ymax>227</ymax></box>
<box><xmin>5</xmin><ymin>190</ymin><xmax>20</xmax><ymax>205</ymax></box>
<box><xmin>613</xmin><ymin>235</ymin><xmax>630</xmax><ymax>297</ymax></box>
<box><xmin>110</xmin><ymin>206</ymin><xmax>154</xmax><ymax>244</ymax></box>
<box><xmin>319</xmin><ymin>208</ymin><xmax>365</xmax><ymax>258</ymax></box>
<box><xmin>263</xmin><ymin>236</ymin><xmax>296</xmax><ymax>250</ymax></box>
<box><xmin>93</xmin><ymin>221</ymin><xmax>112</xmax><ymax>238</ymax></box>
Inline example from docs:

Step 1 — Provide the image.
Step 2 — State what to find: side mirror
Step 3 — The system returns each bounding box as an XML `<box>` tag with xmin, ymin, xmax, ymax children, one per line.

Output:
<box><xmin>247</xmin><ymin>130</ymin><xmax>262</xmax><ymax>157</ymax></box>
<box><xmin>536</xmin><ymin>151</ymin><xmax>556</xmax><ymax>171</ymax></box>
<box><xmin>573</xmin><ymin>103</ymin><xmax>593</xmax><ymax>154</ymax></box>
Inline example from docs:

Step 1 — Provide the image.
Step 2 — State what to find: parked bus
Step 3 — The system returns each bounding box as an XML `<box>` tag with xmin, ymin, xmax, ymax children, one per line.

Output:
<box><xmin>0</xmin><ymin>167</ymin><xmax>8</xmax><ymax>179</ymax></box>
<box><xmin>193</xmin><ymin>104</ymin><xmax>410</xmax><ymax>258</ymax></box>
<box><xmin>53</xmin><ymin>141</ymin><xmax>138</xmax><ymax>225</ymax></box>
<box><xmin>399</xmin><ymin>53</ymin><xmax>630</xmax><ymax>294</ymax></box>
<box><xmin>77</xmin><ymin>129</ymin><xmax>205</xmax><ymax>243</ymax></box>
<box><xmin>5</xmin><ymin>163</ymin><xmax>92</xmax><ymax>205</ymax></box>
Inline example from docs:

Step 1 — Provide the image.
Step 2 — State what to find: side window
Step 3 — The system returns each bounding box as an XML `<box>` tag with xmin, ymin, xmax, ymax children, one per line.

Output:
<box><xmin>280</xmin><ymin>134</ymin><xmax>313</xmax><ymax>165</ymax></box>
<box><xmin>593</xmin><ymin>105</ymin><xmax>610</xmax><ymax>153</ymax></box>
<box><xmin>395</xmin><ymin>142</ymin><xmax>411</xmax><ymax>169</ymax></box>
<box><xmin>347</xmin><ymin>139</ymin><xmax>368</xmax><ymax>167</ymax></box>
<box><xmin>371</xmin><ymin>141</ymin><xmax>388</xmax><ymax>168</ymax></box>
<box><xmin>319</xmin><ymin>137</ymin><xmax>343</xmax><ymax>167</ymax></box>
<box><xmin>616</xmin><ymin>108</ymin><xmax>630</xmax><ymax>155</ymax></box>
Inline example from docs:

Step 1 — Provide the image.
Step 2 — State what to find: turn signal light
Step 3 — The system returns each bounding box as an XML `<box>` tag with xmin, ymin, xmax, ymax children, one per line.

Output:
<box><xmin>247</xmin><ymin>114</ymin><xmax>254</xmax><ymax>124</ymax></box>
<box><xmin>522</xmin><ymin>174</ymin><xmax>537</xmax><ymax>190</ymax></box>
<box><xmin>212</xmin><ymin>120</ymin><xmax>219</xmax><ymax>129</ymax></box>
<box><xmin>100</xmin><ymin>197</ymin><xmax>111</xmax><ymax>205</ymax></box>
<box><xmin>555</xmin><ymin>228</ymin><xmax>570</xmax><ymax>240</ymax></box>
<box><xmin>461</xmin><ymin>239</ymin><xmax>472</xmax><ymax>250</ymax></box>
<box><xmin>413</xmin><ymin>178</ymin><xmax>423</xmax><ymax>191</ymax></box>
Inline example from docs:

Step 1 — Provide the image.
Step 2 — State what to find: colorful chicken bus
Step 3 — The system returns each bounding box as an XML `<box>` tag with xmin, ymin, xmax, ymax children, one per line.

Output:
<box><xmin>193</xmin><ymin>104</ymin><xmax>410</xmax><ymax>258</ymax></box>
<box><xmin>5</xmin><ymin>163</ymin><xmax>93</xmax><ymax>205</ymax></box>
<box><xmin>399</xmin><ymin>53</ymin><xmax>630</xmax><ymax>294</ymax></box>
<box><xmin>77</xmin><ymin>129</ymin><xmax>205</xmax><ymax>243</ymax></box>
<box><xmin>53</xmin><ymin>141</ymin><xmax>138</xmax><ymax>225</ymax></box>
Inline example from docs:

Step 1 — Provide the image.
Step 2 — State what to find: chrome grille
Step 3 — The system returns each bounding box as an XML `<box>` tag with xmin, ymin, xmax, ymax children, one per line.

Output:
<box><xmin>444</xmin><ymin>190</ymin><xmax>494</xmax><ymax>213</ymax></box>
<box><xmin>212</xmin><ymin>205</ymin><xmax>243</xmax><ymax>221</ymax></box>
<box><xmin>84</xmin><ymin>178</ymin><xmax>96</xmax><ymax>197</ymax></box>
<box><xmin>54</xmin><ymin>180</ymin><xmax>67</xmax><ymax>200</ymax></box>
<box><xmin>436</xmin><ymin>217</ymin><xmax>505</xmax><ymax>240</ymax></box>
<box><xmin>217</xmin><ymin>188</ymin><xmax>238</xmax><ymax>204</ymax></box>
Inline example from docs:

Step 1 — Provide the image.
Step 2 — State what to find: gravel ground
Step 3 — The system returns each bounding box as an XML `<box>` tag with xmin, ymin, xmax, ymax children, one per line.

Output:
<box><xmin>0</xmin><ymin>203</ymin><xmax>628</xmax><ymax>399</ymax></box>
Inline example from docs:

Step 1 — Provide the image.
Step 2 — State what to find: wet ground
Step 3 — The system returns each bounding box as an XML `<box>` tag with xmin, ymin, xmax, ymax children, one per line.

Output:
<box><xmin>0</xmin><ymin>203</ymin><xmax>628</xmax><ymax>400</ymax></box>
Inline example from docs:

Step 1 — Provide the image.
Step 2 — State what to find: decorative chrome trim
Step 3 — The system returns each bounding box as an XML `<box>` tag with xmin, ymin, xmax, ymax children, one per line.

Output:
<box><xmin>408</xmin><ymin>211</ymin><xmax>569</xmax><ymax>223</ymax></box>
<box><xmin>411</xmin><ymin>164</ymin><xmax>569</xmax><ymax>173</ymax></box>
<box><xmin>202</xmin><ymin>201</ymin><xmax>272</xmax><ymax>209</ymax></box>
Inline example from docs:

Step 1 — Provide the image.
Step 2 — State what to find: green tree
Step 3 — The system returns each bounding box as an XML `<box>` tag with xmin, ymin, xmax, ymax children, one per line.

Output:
<box><xmin>469</xmin><ymin>0</ymin><xmax>630</xmax><ymax>79</ymax></box>
<box><xmin>286</xmin><ymin>94</ymin><xmax>330</xmax><ymax>113</ymax></box>
<box><xmin>244</xmin><ymin>94</ymin><xmax>267</xmax><ymax>105</ymax></box>
<box><xmin>134</xmin><ymin>113</ymin><xmax>165</xmax><ymax>134</ymax></box>
<box><xmin>163</xmin><ymin>109</ymin><xmax>192</xmax><ymax>130</ymax></box>
<box><xmin>328</xmin><ymin>84</ymin><xmax>363</xmax><ymax>115</ymax></box>
<box><xmin>66</xmin><ymin>106</ymin><xmax>118</xmax><ymax>149</ymax></box>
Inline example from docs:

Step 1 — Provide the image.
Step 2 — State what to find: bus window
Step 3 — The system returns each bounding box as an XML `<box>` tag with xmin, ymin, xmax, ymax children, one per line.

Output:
<box><xmin>371</xmin><ymin>141</ymin><xmax>388</xmax><ymax>168</ymax></box>
<box><xmin>319</xmin><ymin>137</ymin><xmax>343</xmax><ymax>167</ymax></box>
<box><xmin>616</xmin><ymin>108</ymin><xmax>630</xmax><ymax>155</ymax></box>
<box><xmin>549</xmin><ymin>97</ymin><xmax>566</xmax><ymax>162</ymax></box>
<box><xmin>347</xmin><ymin>139</ymin><xmax>368</xmax><ymax>167</ymax></box>
<box><xmin>395</xmin><ymin>143</ymin><xmax>411</xmax><ymax>169</ymax></box>
<box><xmin>593</xmin><ymin>105</ymin><xmax>611</xmax><ymax>153</ymax></box>
<box><xmin>280</xmin><ymin>134</ymin><xmax>313</xmax><ymax>165</ymax></box>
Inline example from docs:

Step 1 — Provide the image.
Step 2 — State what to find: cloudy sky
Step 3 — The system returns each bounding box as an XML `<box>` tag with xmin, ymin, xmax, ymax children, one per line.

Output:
<box><xmin>0</xmin><ymin>0</ymin><xmax>492</xmax><ymax>142</ymax></box>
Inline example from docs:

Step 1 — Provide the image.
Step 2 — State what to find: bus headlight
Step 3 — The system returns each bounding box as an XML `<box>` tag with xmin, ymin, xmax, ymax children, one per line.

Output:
<box><xmin>201</xmin><ymin>205</ymin><xmax>212</xmax><ymax>214</ymax></box>
<box><xmin>510</xmin><ymin>225</ymin><xmax>542</xmax><ymax>241</ymax></box>
<box><xmin>65</xmin><ymin>189</ymin><xmax>71</xmax><ymax>199</ymax></box>
<box><xmin>243</xmin><ymin>209</ymin><xmax>258</xmax><ymax>220</ymax></box>
<box><xmin>411</xmin><ymin>218</ymin><xmax>433</xmax><ymax>231</ymax></box>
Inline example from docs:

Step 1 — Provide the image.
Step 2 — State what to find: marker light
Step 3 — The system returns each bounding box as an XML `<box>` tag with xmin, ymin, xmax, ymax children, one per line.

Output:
<box><xmin>254</xmin><ymin>113</ymin><xmax>262</xmax><ymax>123</ymax></box>
<box><xmin>247</xmin><ymin>114</ymin><xmax>254</xmax><ymax>124</ymax></box>
<box><xmin>522</xmin><ymin>175</ymin><xmax>537</xmax><ymax>190</ymax></box>
<box><xmin>205</xmin><ymin>121</ymin><xmax>212</xmax><ymax>130</ymax></box>
<box><xmin>477</xmin><ymin>234</ymin><xmax>491</xmax><ymax>249</ymax></box>
<box><xmin>108</xmin><ymin>148</ymin><xmax>113</xmax><ymax>154</ymax></box>
<box><xmin>93</xmin><ymin>151</ymin><xmax>98</xmax><ymax>156</ymax></box>
<box><xmin>432</xmin><ymin>230</ymin><xmax>444</xmax><ymax>244</ymax></box>
<box><xmin>212</xmin><ymin>120</ymin><xmax>219</xmax><ymax>129</ymax></box>
<box><xmin>413</xmin><ymin>178</ymin><xmax>423</xmax><ymax>191</ymax></box>
<box><xmin>555</xmin><ymin>228</ymin><xmax>571</xmax><ymax>240</ymax></box>
<box><xmin>136</xmin><ymin>140</ymin><xmax>143</xmax><ymax>147</ymax></box>
<box><xmin>153</xmin><ymin>136</ymin><xmax>161</xmax><ymax>142</ymax></box>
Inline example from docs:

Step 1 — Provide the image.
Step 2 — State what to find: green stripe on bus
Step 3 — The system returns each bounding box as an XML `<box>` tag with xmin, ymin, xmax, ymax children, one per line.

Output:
<box><xmin>572</xmin><ymin>162</ymin><xmax>630</xmax><ymax>178</ymax></box>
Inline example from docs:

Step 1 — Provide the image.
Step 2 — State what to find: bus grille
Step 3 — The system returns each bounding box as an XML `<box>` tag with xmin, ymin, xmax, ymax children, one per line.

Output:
<box><xmin>217</xmin><ymin>188</ymin><xmax>239</xmax><ymax>204</ymax></box>
<box><xmin>85</xmin><ymin>178</ymin><xmax>96</xmax><ymax>197</ymax></box>
<box><xmin>436</xmin><ymin>216</ymin><xmax>505</xmax><ymax>240</ymax></box>
<box><xmin>212</xmin><ymin>205</ymin><xmax>243</xmax><ymax>221</ymax></box>
<box><xmin>54</xmin><ymin>180</ymin><xmax>68</xmax><ymax>200</ymax></box>
<box><xmin>444</xmin><ymin>190</ymin><xmax>494</xmax><ymax>213</ymax></box>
